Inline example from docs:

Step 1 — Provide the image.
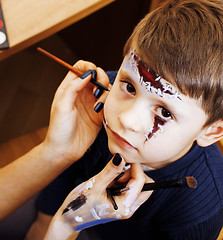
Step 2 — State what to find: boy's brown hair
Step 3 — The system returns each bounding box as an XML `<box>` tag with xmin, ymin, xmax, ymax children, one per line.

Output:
<box><xmin>124</xmin><ymin>0</ymin><xmax>223</xmax><ymax>127</ymax></box>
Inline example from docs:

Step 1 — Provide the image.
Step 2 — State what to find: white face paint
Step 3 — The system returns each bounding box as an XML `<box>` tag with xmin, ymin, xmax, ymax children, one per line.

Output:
<box><xmin>128</xmin><ymin>50</ymin><xmax>183</xmax><ymax>141</ymax></box>
<box><xmin>128</xmin><ymin>50</ymin><xmax>181</xmax><ymax>101</ymax></box>
<box><xmin>90</xmin><ymin>208</ymin><xmax>101</xmax><ymax>220</ymax></box>
<box><xmin>86</xmin><ymin>177</ymin><xmax>95</xmax><ymax>190</ymax></box>
<box><xmin>75</xmin><ymin>216</ymin><xmax>83</xmax><ymax>222</ymax></box>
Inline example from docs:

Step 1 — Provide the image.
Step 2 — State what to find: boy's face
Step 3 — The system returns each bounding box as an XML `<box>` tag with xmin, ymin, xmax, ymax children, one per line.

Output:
<box><xmin>103</xmin><ymin>51</ymin><xmax>208</xmax><ymax>169</ymax></box>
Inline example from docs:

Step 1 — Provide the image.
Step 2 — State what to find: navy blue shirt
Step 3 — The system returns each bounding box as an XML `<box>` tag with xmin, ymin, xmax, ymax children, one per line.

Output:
<box><xmin>36</xmin><ymin>72</ymin><xmax>223</xmax><ymax>239</ymax></box>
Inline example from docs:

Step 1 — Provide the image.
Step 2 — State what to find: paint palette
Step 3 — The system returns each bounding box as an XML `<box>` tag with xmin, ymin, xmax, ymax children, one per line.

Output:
<box><xmin>0</xmin><ymin>2</ymin><xmax>9</xmax><ymax>50</ymax></box>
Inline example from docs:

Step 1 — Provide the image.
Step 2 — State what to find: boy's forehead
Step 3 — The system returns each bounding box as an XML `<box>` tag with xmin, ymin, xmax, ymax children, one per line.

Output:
<box><xmin>122</xmin><ymin>51</ymin><xmax>181</xmax><ymax>101</ymax></box>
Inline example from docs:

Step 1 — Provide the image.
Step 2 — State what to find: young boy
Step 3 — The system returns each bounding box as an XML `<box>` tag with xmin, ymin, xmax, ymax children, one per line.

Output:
<box><xmin>27</xmin><ymin>0</ymin><xmax>223</xmax><ymax>239</ymax></box>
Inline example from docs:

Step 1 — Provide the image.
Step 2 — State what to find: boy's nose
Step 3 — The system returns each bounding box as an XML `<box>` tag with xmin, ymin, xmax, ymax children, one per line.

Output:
<box><xmin>118</xmin><ymin>102</ymin><xmax>151</xmax><ymax>133</ymax></box>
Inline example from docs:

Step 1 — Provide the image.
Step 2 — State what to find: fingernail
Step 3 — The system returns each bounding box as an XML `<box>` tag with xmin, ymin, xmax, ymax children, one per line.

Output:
<box><xmin>115</xmin><ymin>162</ymin><xmax>130</xmax><ymax>181</ymax></box>
<box><xmin>94</xmin><ymin>87</ymin><xmax>103</xmax><ymax>98</ymax></box>
<box><xmin>91</xmin><ymin>69</ymin><xmax>97</xmax><ymax>81</ymax></box>
<box><xmin>94</xmin><ymin>102</ymin><xmax>104</xmax><ymax>113</ymax></box>
<box><xmin>113</xmin><ymin>153</ymin><xmax>122</xmax><ymax>166</ymax></box>
<box><xmin>80</xmin><ymin>70</ymin><xmax>92</xmax><ymax>79</ymax></box>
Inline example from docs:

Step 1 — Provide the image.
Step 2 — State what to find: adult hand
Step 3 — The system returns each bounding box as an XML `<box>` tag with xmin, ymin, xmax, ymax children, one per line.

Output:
<box><xmin>44</xmin><ymin>154</ymin><xmax>153</xmax><ymax>240</ymax></box>
<box><xmin>43</xmin><ymin>60</ymin><xmax>110</xmax><ymax>164</ymax></box>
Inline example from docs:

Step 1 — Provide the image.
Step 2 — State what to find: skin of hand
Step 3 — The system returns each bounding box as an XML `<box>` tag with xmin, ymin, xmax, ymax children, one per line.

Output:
<box><xmin>0</xmin><ymin>60</ymin><xmax>110</xmax><ymax>221</ymax></box>
<box><xmin>44</xmin><ymin>155</ymin><xmax>154</xmax><ymax>240</ymax></box>
<box><xmin>42</xmin><ymin>60</ymin><xmax>110</xmax><ymax>165</ymax></box>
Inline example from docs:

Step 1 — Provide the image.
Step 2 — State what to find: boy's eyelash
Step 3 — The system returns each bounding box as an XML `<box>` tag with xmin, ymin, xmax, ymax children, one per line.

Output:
<box><xmin>120</xmin><ymin>79</ymin><xmax>175</xmax><ymax>121</ymax></box>
<box><xmin>120</xmin><ymin>80</ymin><xmax>136</xmax><ymax>94</ymax></box>
<box><xmin>156</xmin><ymin>106</ymin><xmax>174</xmax><ymax>121</ymax></box>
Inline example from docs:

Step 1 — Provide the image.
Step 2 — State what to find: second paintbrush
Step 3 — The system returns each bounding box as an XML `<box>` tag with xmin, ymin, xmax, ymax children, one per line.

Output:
<box><xmin>37</xmin><ymin>47</ymin><xmax>110</xmax><ymax>92</ymax></box>
<box><xmin>109</xmin><ymin>176</ymin><xmax>197</xmax><ymax>196</ymax></box>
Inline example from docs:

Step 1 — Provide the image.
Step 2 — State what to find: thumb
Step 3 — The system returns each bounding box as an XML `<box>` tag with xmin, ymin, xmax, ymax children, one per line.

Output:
<box><xmin>95</xmin><ymin>154</ymin><xmax>125</xmax><ymax>189</ymax></box>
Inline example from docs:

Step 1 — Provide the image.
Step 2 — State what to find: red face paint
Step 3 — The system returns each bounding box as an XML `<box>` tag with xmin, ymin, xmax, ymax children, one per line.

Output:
<box><xmin>129</xmin><ymin>51</ymin><xmax>180</xmax><ymax>141</ymax></box>
<box><xmin>148</xmin><ymin>116</ymin><xmax>166</xmax><ymax>139</ymax></box>
<box><xmin>132</xmin><ymin>52</ymin><xmax>179</xmax><ymax>98</ymax></box>
<box><xmin>133</xmin><ymin>54</ymin><xmax>164</xmax><ymax>90</ymax></box>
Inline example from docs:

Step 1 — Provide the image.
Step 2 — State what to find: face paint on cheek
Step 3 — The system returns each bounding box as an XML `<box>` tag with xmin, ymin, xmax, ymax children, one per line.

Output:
<box><xmin>62</xmin><ymin>194</ymin><xmax>87</xmax><ymax>215</ymax></box>
<box><xmin>145</xmin><ymin>116</ymin><xmax>166</xmax><ymax>141</ymax></box>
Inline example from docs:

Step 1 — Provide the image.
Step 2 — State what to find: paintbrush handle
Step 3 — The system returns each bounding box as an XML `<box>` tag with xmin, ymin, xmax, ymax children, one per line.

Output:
<box><xmin>109</xmin><ymin>178</ymin><xmax>189</xmax><ymax>196</ymax></box>
<box><xmin>37</xmin><ymin>47</ymin><xmax>82</xmax><ymax>75</ymax></box>
<box><xmin>142</xmin><ymin>178</ymin><xmax>187</xmax><ymax>191</ymax></box>
<box><xmin>37</xmin><ymin>47</ymin><xmax>109</xmax><ymax>91</ymax></box>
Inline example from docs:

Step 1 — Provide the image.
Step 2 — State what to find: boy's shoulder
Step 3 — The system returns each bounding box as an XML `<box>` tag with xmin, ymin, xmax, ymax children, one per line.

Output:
<box><xmin>144</xmin><ymin>143</ymin><xmax>223</xmax><ymax>226</ymax></box>
<box><xmin>203</xmin><ymin>143</ymin><xmax>223</xmax><ymax>196</ymax></box>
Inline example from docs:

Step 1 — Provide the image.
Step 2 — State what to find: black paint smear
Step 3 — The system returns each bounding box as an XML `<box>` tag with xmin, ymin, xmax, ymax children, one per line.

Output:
<box><xmin>62</xmin><ymin>194</ymin><xmax>87</xmax><ymax>215</ymax></box>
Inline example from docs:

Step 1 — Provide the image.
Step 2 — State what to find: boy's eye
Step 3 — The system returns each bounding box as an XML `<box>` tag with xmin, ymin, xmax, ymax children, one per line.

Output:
<box><xmin>120</xmin><ymin>81</ymin><xmax>136</xmax><ymax>95</ymax></box>
<box><xmin>157</xmin><ymin>107</ymin><xmax>172</xmax><ymax>120</ymax></box>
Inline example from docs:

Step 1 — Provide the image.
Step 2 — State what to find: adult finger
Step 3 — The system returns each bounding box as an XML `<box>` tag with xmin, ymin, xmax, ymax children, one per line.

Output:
<box><xmin>121</xmin><ymin>163</ymin><xmax>146</xmax><ymax>209</ymax></box>
<box><xmin>52</xmin><ymin>72</ymin><xmax>93</xmax><ymax>114</ymax></box>
<box><xmin>126</xmin><ymin>175</ymin><xmax>154</xmax><ymax>218</ymax></box>
<box><xmin>92</xmin><ymin>67</ymin><xmax>110</xmax><ymax>98</ymax></box>
<box><xmin>94</xmin><ymin>154</ymin><xmax>125</xmax><ymax>191</ymax></box>
<box><xmin>56</xmin><ymin>60</ymin><xmax>98</xmax><ymax>95</ymax></box>
<box><xmin>92</xmin><ymin>67</ymin><xmax>111</xmax><ymax>113</ymax></box>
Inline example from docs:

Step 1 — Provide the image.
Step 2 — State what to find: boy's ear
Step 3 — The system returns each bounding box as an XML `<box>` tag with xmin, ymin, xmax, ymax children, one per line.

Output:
<box><xmin>197</xmin><ymin>120</ymin><xmax>223</xmax><ymax>147</ymax></box>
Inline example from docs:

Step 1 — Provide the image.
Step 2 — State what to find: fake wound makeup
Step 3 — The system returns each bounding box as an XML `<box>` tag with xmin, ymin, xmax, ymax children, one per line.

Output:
<box><xmin>145</xmin><ymin>116</ymin><xmax>165</xmax><ymax>141</ymax></box>
<box><xmin>129</xmin><ymin>50</ymin><xmax>181</xmax><ymax>100</ymax></box>
<box><xmin>128</xmin><ymin>50</ymin><xmax>181</xmax><ymax>141</ymax></box>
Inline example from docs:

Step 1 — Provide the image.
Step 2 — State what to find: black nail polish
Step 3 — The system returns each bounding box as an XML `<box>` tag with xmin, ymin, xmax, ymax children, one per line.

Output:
<box><xmin>113</xmin><ymin>153</ymin><xmax>122</xmax><ymax>166</ymax></box>
<box><xmin>94</xmin><ymin>87</ymin><xmax>103</xmax><ymax>98</ymax></box>
<box><xmin>94</xmin><ymin>102</ymin><xmax>104</xmax><ymax>113</ymax></box>
<box><xmin>80</xmin><ymin>70</ymin><xmax>92</xmax><ymax>79</ymax></box>
<box><xmin>91</xmin><ymin>69</ymin><xmax>97</xmax><ymax>81</ymax></box>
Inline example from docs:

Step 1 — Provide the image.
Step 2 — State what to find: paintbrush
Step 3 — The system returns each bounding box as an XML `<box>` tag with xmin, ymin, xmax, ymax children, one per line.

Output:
<box><xmin>109</xmin><ymin>176</ymin><xmax>197</xmax><ymax>196</ymax></box>
<box><xmin>37</xmin><ymin>47</ymin><xmax>109</xmax><ymax>91</ymax></box>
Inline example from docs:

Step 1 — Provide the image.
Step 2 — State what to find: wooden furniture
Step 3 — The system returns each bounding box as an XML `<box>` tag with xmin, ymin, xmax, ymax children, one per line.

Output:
<box><xmin>0</xmin><ymin>127</ymin><xmax>47</xmax><ymax>167</ymax></box>
<box><xmin>0</xmin><ymin>0</ymin><xmax>115</xmax><ymax>61</ymax></box>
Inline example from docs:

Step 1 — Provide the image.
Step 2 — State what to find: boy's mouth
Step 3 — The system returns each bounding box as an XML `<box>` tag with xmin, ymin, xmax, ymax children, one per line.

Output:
<box><xmin>110</xmin><ymin>130</ymin><xmax>137</xmax><ymax>150</ymax></box>
<box><xmin>103</xmin><ymin>118</ymin><xmax>137</xmax><ymax>150</ymax></box>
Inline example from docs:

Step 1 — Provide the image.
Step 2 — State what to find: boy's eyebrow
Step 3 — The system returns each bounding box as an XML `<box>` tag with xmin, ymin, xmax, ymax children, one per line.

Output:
<box><xmin>119</xmin><ymin>69</ymin><xmax>135</xmax><ymax>82</ymax></box>
<box><xmin>119</xmin><ymin>68</ymin><xmax>182</xmax><ymax>117</ymax></box>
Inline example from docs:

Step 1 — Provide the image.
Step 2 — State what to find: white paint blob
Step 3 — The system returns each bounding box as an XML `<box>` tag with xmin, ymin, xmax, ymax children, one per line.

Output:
<box><xmin>0</xmin><ymin>31</ymin><xmax>6</xmax><ymax>44</ymax></box>
<box><xmin>86</xmin><ymin>177</ymin><xmax>95</xmax><ymax>189</ymax></box>
<box><xmin>75</xmin><ymin>216</ymin><xmax>83</xmax><ymax>222</ymax></box>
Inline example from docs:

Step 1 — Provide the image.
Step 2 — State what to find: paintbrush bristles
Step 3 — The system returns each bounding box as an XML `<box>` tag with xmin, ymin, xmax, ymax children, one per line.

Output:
<box><xmin>186</xmin><ymin>176</ymin><xmax>197</xmax><ymax>189</ymax></box>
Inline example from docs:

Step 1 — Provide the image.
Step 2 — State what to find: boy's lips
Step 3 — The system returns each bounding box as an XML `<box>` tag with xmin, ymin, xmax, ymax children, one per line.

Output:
<box><xmin>109</xmin><ymin>129</ymin><xmax>137</xmax><ymax>150</ymax></box>
<box><xmin>103</xmin><ymin>116</ymin><xmax>137</xmax><ymax>150</ymax></box>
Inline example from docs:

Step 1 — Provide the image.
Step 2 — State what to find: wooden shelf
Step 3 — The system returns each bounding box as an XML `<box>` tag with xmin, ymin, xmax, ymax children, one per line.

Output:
<box><xmin>0</xmin><ymin>0</ymin><xmax>115</xmax><ymax>61</ymax></box>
